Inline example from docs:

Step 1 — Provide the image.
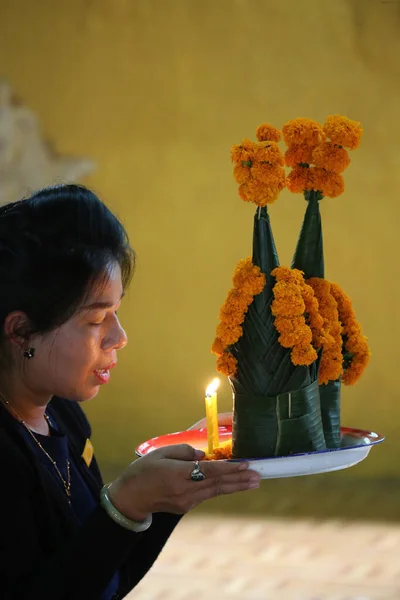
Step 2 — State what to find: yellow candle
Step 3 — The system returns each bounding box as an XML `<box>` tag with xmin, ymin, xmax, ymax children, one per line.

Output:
<box><xmin>205</xmin><ymin>378</ymin><xmax>220</xmax><ymax>454</ymax></box>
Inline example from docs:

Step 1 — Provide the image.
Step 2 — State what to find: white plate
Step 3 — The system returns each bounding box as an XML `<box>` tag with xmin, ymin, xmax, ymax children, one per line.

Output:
<box><xmin>136</xmin><ymin>426</ymin><xmax>384</xmax><ymax>479</ymax></box>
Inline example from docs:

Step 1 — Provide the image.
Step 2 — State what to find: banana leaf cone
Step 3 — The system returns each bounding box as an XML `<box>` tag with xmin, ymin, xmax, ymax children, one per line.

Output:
<box><xmin>229</xmin><ymin>206</ymin><xmax>325</xmax><ymax>459</ymax></box>
<box><xmin>291</xmin><ymin>190</ymin><xmax>324</xmax><ymax>280</ymax></box>
<box><xmin>291</xmin><ymin>190</ymin><xmax>341</xmax><ymax>448</ymax></box>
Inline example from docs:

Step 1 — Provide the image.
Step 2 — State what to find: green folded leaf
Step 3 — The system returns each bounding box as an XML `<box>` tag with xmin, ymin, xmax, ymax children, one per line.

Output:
<box><xmin>232</xmin><ymin>379</ymin><xmax>326</xmax><ymax>458</ymax></box>
<box><xmin>320</xmin><ymin>379</ymin><xmax>341</xmax><ymax>449</ymax></box>
<box><xmin>291</xmin><ymin>191</ymin><xmax>324</xmax><ymax>279</ymax></box>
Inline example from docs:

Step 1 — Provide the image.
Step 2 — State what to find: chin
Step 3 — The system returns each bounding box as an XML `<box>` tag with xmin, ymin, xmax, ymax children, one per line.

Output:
<box><xmin>67</xmin><ymin>386</ymin><xmax>101</xmax><ymax>403</ymax></box>
<box><xmin>81</xmin><ymin>388</ymin><xmax>101</xmax><ymax>402</ymax></box>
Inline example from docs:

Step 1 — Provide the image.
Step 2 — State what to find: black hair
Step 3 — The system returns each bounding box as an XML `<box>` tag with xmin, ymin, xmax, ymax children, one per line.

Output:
<box><xmin>0</xmin><ymin>184</ymin><xmax>135</xmax><ymax>348</ymax></box>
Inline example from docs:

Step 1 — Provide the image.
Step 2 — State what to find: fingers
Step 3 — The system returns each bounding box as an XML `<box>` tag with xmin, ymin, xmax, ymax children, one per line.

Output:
<box><xmin>196</xmin><ymin>459</ymin><xmax>249</xmax><ymax>479</ymax></box>
<box><xmin>190</xmin><ymin>470</ymin><xmax>261</xmax><ymax>506</ymax></box>
<box><xmin>156</xmin><ymin>444</ymin><xmax>205</xmax><ymax>461</ymax></box>
<box><xmin>190</xmin><ymin>468</ymin><xmax>260</xmax><ymax>495</ymax></box>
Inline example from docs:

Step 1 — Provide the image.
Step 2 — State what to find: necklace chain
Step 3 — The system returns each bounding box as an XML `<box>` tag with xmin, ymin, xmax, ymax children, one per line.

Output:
<box><xmin>0</xmin><ymin>394</ymin><xmax>71</xmax><ymax>501</ymax></box>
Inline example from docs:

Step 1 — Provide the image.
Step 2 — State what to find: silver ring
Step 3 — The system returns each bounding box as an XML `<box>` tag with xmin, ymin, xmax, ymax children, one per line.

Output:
<box><xmin>190</xmin><ymin>460</ymin><xmax>206</xmax><ymax>482</ymax></box>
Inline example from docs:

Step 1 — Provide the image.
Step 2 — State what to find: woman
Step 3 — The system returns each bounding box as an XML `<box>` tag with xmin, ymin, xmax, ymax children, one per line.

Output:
<box><xmin>0</xmin><ymin>185</ymin><xmax>260</xmax><ymax>600</ymax></box>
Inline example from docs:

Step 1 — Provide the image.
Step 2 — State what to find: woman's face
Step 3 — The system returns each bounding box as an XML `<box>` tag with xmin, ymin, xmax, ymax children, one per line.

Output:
<box><xmin>24</xmin><ymin>264</ymin><xmax>128</xmax><ymax>403</ymax></box>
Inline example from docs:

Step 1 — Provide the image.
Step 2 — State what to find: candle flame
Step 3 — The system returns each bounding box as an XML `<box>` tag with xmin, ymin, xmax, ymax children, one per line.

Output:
<box><xmin>206</xmin><ymin>378</ymin><xmax>220</xmax><ymax>397</ymax></box>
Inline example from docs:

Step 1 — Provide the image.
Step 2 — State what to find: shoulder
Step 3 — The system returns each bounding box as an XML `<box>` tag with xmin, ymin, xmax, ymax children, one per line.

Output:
<box><xmin>0</xmin><ymin>408</ymin><xmax>35</xmax><ymax>482</ymax></box>
<box><xmin>49</xmin><ymin>397</ymin><xmax>92</xmax><ymax>440</ymax></box>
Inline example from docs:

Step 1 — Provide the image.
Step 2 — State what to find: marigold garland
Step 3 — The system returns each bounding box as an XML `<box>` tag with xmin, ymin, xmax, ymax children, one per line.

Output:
<box><xmin>271</xmin><ymin>267</ymin><xmax>321</xmax><ymax>366</ymax></box>
<box><xmin>216</xmin><ymin>352</ymin><xmax>238</xmax><ymax>378</ymax></box>
<box><xmin>212</xmin><ymin>258</ymin><xmax>266</xmax><ymax>376</ymax></box>
<box><xmin>323</xmin><ymin>115</ymin><xmax>363</xmax><ymax>150</ymax></box>
<box><xmin>307</xmin><ymin>278</ymin><xmax>344</xmax><ymax>384</ymax></box>
<box><xmin>330</xmin><ymin>283</ymin><xmax>371</xmax><ymax>385</ymax></box>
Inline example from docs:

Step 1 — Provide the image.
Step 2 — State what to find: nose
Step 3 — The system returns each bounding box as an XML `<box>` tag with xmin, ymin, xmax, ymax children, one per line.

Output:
<box><xmin>102</xmin><ymin>318</ymin><xmax>128</xmax><ymax>352</ymax></box>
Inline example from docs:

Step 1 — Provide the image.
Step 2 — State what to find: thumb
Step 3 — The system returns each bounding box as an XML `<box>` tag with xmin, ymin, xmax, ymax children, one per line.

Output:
<box><xmin>158</xmin><ymin>444</ymin><xmax>205</xmax><ymax>461</ymax></box>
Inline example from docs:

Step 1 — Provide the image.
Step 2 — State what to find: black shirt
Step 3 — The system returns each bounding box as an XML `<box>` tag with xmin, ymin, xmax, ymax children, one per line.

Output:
<box><xmin>0</xmin><ymin>397</ymin><xmax>181</xmax><ymax>599</ymax></box>
<box><xmin>18</xmin><ymin>414</ymin><xmax>120</xmax><ymax>599</ymax></box>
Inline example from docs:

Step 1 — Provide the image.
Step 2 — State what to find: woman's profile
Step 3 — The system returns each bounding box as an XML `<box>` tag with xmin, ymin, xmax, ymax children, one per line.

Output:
<box><xmin>0</xmin><ymin>184</ymin><xmax>260</xmax><ymax>599</ymax></box>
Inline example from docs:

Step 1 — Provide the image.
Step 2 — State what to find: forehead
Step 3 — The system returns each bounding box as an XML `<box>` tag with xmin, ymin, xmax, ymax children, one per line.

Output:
<box><xmin>84</xmin><ymin>263</ymin><xmax>124</xmax><ymax>306</ymax></box>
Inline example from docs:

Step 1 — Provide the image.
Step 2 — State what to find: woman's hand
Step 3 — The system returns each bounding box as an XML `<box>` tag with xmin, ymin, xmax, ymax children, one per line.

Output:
<box><xmin>186</xmin><ymin>412</ymin><xmax>232</xmax><ymax>431</ymax></box>
<box><xmin>108</xmin><ymin>444</ymin><xmax>259</xmax><ymax>522</ymax></box>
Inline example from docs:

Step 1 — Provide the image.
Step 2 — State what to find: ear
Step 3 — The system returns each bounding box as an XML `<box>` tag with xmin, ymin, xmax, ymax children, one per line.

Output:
<box><xmin>3</xmin><ymin>311</ymin><xmax>32</xmax><ymax>350</ymax></box>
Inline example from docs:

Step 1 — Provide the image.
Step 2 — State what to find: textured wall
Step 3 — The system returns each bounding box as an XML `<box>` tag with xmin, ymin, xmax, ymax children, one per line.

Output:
<box><xmin>0</xmin><ymin>0</ymin><xmax>399</xmax><ymax>483</ymax></box>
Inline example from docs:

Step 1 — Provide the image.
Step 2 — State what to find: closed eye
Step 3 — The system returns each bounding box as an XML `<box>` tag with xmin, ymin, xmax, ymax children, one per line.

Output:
<box><xmin>89</xmin><ymin>310</ymin><xmax>118</xmax><ymax>327</ymax></box>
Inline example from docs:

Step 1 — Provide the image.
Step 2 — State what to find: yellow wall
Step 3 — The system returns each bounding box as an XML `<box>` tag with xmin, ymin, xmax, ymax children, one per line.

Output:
<box><xmin>0</xmin><ymin>0</ymin><xmax>399</xmax><ymax>480</ymax></box>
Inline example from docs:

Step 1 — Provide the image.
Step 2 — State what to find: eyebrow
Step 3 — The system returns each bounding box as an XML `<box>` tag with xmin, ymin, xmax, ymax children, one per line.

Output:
<box><xmin>80</xmin><ymin>291</ymin><xmax>125</xmax><ymax>312</ymax></box>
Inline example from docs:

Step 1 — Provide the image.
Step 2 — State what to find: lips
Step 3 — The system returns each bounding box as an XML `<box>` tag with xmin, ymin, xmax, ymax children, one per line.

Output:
<box><xmin>93</xmin><ymin>362</ymin><xmax>117</xmax><ymax>385</ymax></box>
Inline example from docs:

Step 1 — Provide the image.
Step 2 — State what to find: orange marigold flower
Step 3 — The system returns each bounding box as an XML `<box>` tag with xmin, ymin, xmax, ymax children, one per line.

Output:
<box><xmin>272</xmin><ymin>266</ymin><xmax>305</xmax><ymax>284</ymax></box>
<box><xmin>284</xmin><ymin>144</ymin><xmax>315</xmax><ymax>168</ymax></box>
<box><xmin>238</xmin><ymin>181</ymin><xmax>252</xmax><ymax>203</ymax></box>
<box><xmin>309</xmin><ymin>167</ymin><xmax>345</xmax><ymax>198</ymax></box>
<box><xmin>312</xmin><ymin>142</ymin><xmax>351</xmax><ymax>173</ymax></box>
<box><xmin>240</xmin><ymin>178</ymin><xmax>267</xmax><ymax>204</ymax></box>
<box><xmin>274</xmin><ymin>316</ymin><xmax>312</xmax><ymax>347</ymax></box>
<box><xmin>256</xmin><ymin>123</ymin><xmax>281</xmax><ymax>143</ymax></box>
<box><xmin>273</xmin><ymin>314</ymin><xmax>306</xmax><ymax>334</ymax></box>
<box><xmin>233</xmin><ymin>163</ymin><xmax>251</xmax><ymax>184</ymax></box>
<box><xmin>271</xmin><ymin>289</ymin><xmax>305</xmax><ymax>317</ymax></box>
<box><xmin>250</xmin><ymin>162</ymin><xmax>286</xmax><ymax>182</ymax></box>
<box><xmin>254</xmin><ymin>142</ymin><xmax>285</xmax><ymax>166</ymax></box>
<box><xmin>232</xmin><ymin>258</ymin><xmax>266</xmax><ymax>296</ymax></box>
<box><xmin>216</xmin><ymin>322</ymin><xmax>243</xmax><ymax>347</ymax></box>
<box><xmin>282</xmin><ymin>118</ymin><xmax>325</xmax><ymax>147</ymax></box>
<box><xmin>204</xmin><ymin>441</ymin><xmax>233</xmax><ymax>461</ymax></box>
<box><xmin>230</xmin><ymin>139</ymin><xmax>257</xmax><ymax>164</ymax></box>
<box><xmin>323</xmin><ymin>115</ymin><xmax>363</xmax><ymax>150</ymax></box>
<box><xmin>251</xmin><ymin>162</ymin><xmax>286</xmax><ymax>186</ymax></box>
<box><xmin>286</xmin><ymin>166</ymin><xmax>311</xmax><ymax>194</ymax></box>
<box><xmin>330</xmin><ymin>282</ymin><xmax>371</xmax><ymax>385</ymax></box>
<box><xmin>216</xmin><ymin>352</ymin><xmax>238</xmax><ymax>377</ymax></box>
<box><xmin>291</xmin><ymin>342</ymin><xmax>318</xmax><ymax>366</ymax></box>
<box><xmin>219</xmin><ymin>289</ymin><xmax>253</xmax><ymax>326</ymax></box>
<box><xmin>211</xmin><ymin>338</ymin><xmax>225</xmax><ymax>357</ymax></box>
<box><xmin>239</xmin><ymin>179</ymin><xmax>282</xmax><ymax>206</ymax></box>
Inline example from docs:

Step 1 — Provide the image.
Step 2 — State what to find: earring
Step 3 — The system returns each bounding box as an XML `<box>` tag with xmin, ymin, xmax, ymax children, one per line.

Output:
<box><xmin>23</xmin><ymin>348</ymin><xmax>36</xmax><ymax>359</ymax></box>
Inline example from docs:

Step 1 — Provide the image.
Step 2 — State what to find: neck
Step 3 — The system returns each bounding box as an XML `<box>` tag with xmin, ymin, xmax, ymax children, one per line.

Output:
<box><xmin>0</xmin><ymin>379</ymin><xmax>51</xmax><ymax>436</ymax></box>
